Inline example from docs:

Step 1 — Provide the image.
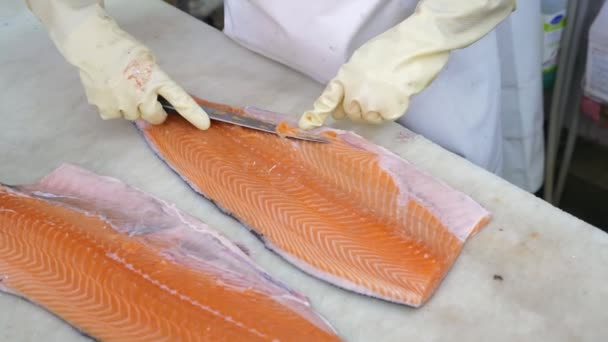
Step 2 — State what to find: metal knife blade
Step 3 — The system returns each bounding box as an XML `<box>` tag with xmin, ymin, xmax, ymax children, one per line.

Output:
<box><xmin>158</xmin><ymin>97</ymin><xmax>329</xmax><ymax>143</ymax></box>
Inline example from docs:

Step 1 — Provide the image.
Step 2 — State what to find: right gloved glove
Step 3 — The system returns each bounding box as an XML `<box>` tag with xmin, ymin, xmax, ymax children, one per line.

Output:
<box><xmin>26</xmin><ymin>0</ymin><xmax>210</xmax><ymax>129</ymax></box>
<box><xmin>298</xmin><ymin>0</ymin><xmax>517</xmax><ymax>130</ymax></box>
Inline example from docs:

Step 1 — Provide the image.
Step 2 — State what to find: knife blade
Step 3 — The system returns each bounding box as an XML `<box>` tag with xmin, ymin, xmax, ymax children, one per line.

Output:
<box><xmin>158</xmin><ymin>97</ymin><xmax>329</xmax><ymax>143</ymax></box>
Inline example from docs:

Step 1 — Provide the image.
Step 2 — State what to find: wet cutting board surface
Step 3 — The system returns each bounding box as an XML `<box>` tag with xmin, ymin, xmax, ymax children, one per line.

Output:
<box><xmin>1</xmin><ymin>1</ymin><xmax>607</xmax><ymax>341</ymax></box>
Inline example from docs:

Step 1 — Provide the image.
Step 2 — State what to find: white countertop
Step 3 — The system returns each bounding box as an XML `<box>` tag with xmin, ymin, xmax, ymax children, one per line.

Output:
<box><xmin>1</xmin><ymin>1</ymin><xmax>607</xmax><ymax>341</ymax></box>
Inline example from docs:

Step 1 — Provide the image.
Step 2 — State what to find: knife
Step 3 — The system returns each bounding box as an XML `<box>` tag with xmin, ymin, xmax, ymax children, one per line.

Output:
<box><xmin>158</xmin><ymin>97</ymin><xmax>329</xmax><ymax>143</ymax></box>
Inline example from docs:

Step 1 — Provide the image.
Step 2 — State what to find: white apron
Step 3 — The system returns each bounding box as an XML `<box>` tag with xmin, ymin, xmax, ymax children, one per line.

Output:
<box><xmin>495</xmin><ymin>0</ymin><xmax>545</xmax><ymax>192</ymax></box>
<box><xmin>223</xmin><ymin>0</ymin><xmax>544</xmax><ymax>192</ymax></box>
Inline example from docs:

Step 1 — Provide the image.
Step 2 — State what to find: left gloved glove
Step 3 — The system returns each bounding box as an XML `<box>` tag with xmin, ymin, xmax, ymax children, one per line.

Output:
<box><xmin>298</xmin><ymin>0</ymin><xmax>516</xmax><ymax>130</ymax></box>
<box><xmin>26</xmin><ymin>0</ymin><xmax>210</xmax><ymax>129</ymax></box>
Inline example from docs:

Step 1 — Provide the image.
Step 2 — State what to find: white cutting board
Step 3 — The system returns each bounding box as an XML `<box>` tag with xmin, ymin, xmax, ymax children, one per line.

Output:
<box><xmin>1</xmin><ymin>1</ymin><xmax>607</xmax><ymax>341</ymax></box>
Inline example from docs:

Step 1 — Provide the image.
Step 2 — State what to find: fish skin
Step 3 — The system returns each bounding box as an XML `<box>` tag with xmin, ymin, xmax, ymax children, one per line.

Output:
<box><xmin>0</xmin><ymin>164</ymin><xmax>340</xmax><ymax>341</ymax></box>
<box><xmin>136</xmin><ymin>96</ymin><xmax>491</xmax><ymax>308</ymax></box>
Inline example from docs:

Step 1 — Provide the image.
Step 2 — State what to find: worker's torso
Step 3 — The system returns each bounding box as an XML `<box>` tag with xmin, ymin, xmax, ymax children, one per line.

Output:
<box><xmin>223</xmin><ymin>0</ymin><xmax>417</xmax><ymax>83</ymax></box>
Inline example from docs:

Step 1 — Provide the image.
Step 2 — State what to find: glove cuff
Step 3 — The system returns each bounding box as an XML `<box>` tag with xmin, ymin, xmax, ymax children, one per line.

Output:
<box><xmin>59</xmin><ymin>5</ymin><xmax>153</xmax><ymax>74</ymax></box>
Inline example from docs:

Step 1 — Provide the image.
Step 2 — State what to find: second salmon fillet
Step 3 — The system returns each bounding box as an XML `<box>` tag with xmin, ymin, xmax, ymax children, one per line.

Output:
<box><xmin>137</xmin><ymin>97</ymin><xmax>491</xmax><ymax>307</ymax></box>
<box><xmin>0</xmin><ymin>164</ymin><xmax>338</xmax><ymax>341</ymax></box>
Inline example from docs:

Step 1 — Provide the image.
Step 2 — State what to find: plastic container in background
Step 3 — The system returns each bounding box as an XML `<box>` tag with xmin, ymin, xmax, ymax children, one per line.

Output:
<box><xmin>542</xmin><ymin>0</ymin><xmax>568</xmax><ymax>89</ymax></box>
<box><xmin>584</xmin><ymin>0</ymin><xmax>608</xmax><ymax>104</ymax></box>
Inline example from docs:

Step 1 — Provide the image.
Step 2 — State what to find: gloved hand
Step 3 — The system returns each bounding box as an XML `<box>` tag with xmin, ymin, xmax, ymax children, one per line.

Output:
<box><xmin>298</xmin><ymin>0</ymin><xmax>517</xmax><ymax>130</ymax></box>
<box><xmin>26</xmin><ymin>0</ymin><xmax>209</xmax><ymax>129</ymax></box>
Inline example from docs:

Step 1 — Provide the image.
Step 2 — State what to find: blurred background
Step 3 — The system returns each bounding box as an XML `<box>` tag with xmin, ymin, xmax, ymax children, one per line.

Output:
<box><xmin>164</xmin><ymin>0</ymin><xmax>608</xmax><ymax>230</ymax></box>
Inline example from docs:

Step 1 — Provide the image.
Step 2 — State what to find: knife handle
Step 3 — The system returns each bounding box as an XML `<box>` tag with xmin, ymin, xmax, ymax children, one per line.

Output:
<box><xmin>157</xmin><ymin>96</ymin><xmax>176</xmax><ymax>112</ymax></box>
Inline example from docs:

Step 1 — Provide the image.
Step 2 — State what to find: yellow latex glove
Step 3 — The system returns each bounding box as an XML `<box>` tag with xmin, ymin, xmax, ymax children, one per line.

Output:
<box><xmin>299</xmin><ymin>0</ymin><xmax>517</xmax><ymax>130</ymax></box>
<box><xmin>26</xmin><ymin>0</ymin><xmax>210</xmax><ymax>129</ymax></box>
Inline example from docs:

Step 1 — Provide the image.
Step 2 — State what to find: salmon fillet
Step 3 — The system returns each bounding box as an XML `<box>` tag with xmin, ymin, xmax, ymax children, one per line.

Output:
<box><xmin>137</xmin><ymin>97</ymin><xmax>491</xmax><ymax>307</ymax></box>
<box><xmin>0</xmin><ymin>164</ymin><xmax>339</xmax><ymax>341</ymax></box>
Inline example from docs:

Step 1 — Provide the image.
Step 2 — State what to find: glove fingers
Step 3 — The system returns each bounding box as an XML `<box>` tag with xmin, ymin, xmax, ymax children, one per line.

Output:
<box><xmin>342</xmin><ymin>87</ymin><xmax>365</xmax><ymax>122</ymax></box>
<box><xmin>298</xmin><ymin>80</ymin><xmax>344</xmax><ymax>130</ymax></box>
<box><xmin>98</xmin><ymin>106</ymin><xmax>121</xmax><ymax>120</ymax></box>
<box><xmin>331</xmin><ymin>105</ymin><xmax>347</xmax><ymax>120</ymax></box>
<box><xmin>139</xmin><ymin>93</ymin><xmax>168</xmax><ymax>125</ymax></box>
<box><xmin>381</xmin><ymin>96</ymin><xmax>410</xmax><ymax>121</ymax></box>
<box><xmin>157</xmin><ymin>82</ymin><xmax>210</xmax><ymax>130</ymax></box>
<box><xmin>345</xmin><ymin>83</ymin><xmax>410</xmax><ymax>123</ymax></box>
<box><xmin>348</xmin><ymin>95</ymin><xmax>384</xmax><ymax>124</ymax></box>
<box><xmin>363</xmin><ymin>111</ymin><xmax>383</xmax><ymax>124</ymax></box>
<box><xmin>121</xmin><ymin>104</ymin><xmax>141</xmax><ymax>121</ymax></box>
<box><xmin>344</xmin><ymin>101</ymin><xmax>363</xmax><ymax>122</ymax></box>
